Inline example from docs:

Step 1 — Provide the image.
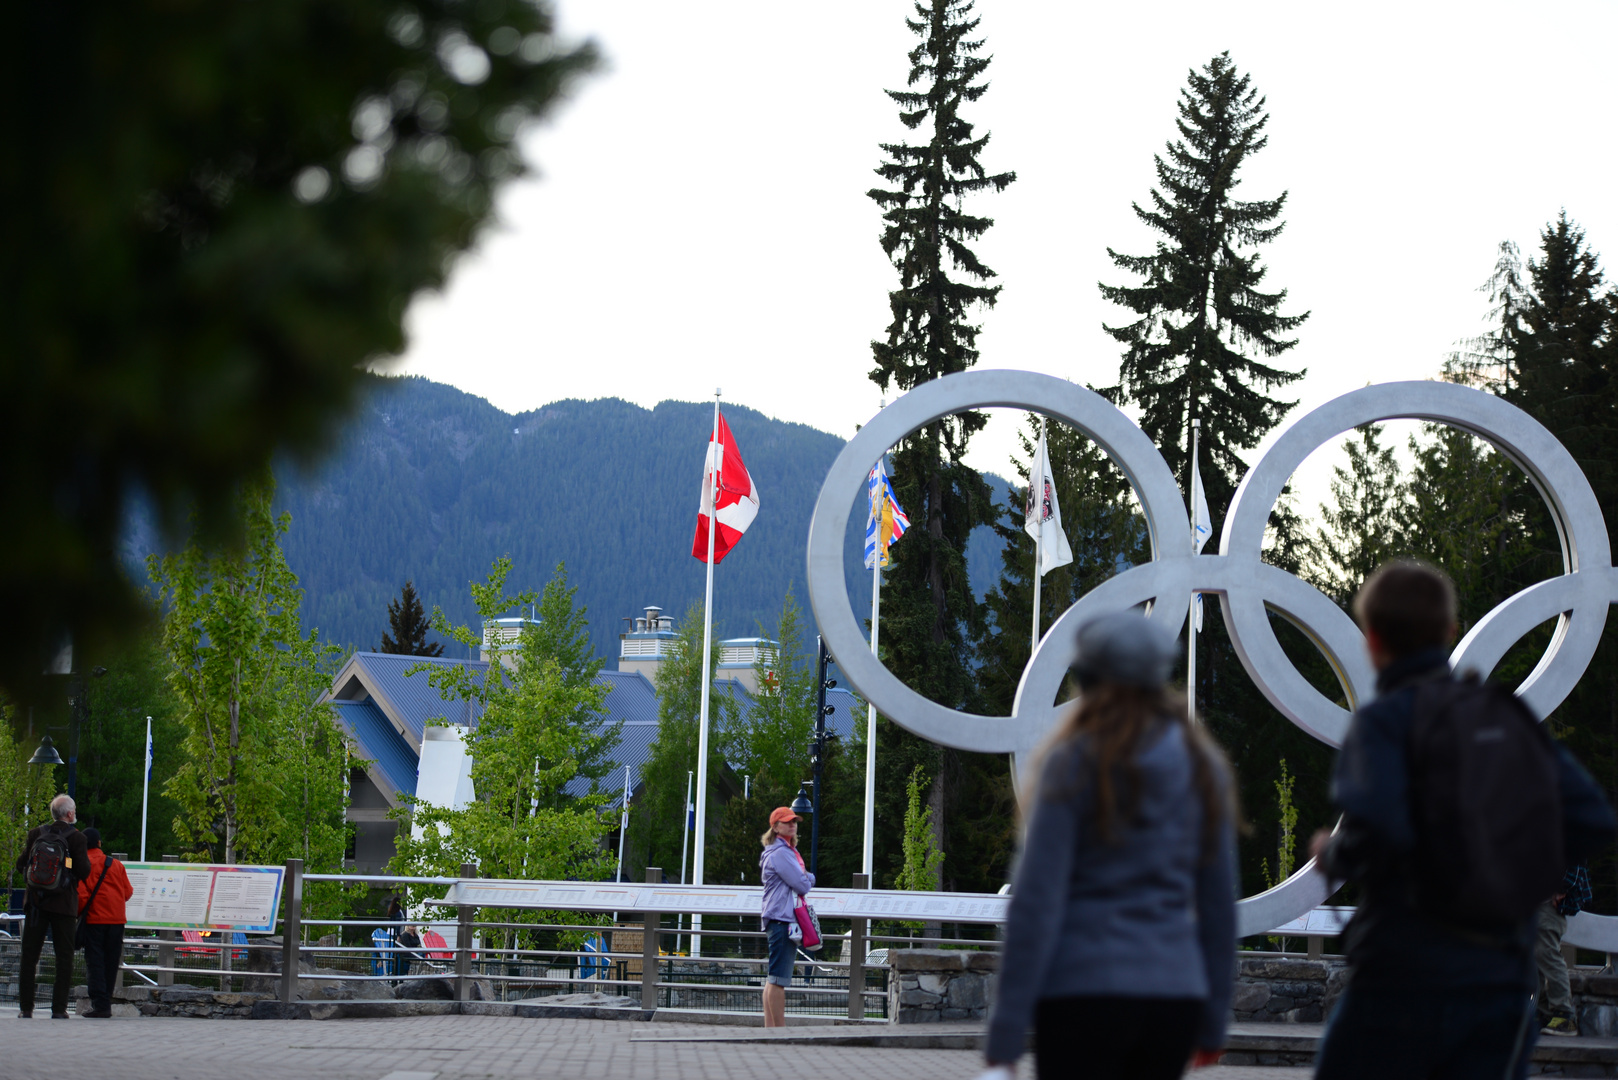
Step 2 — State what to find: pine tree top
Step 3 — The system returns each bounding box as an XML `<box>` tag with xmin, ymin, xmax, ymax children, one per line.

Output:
<box><xmin>381</xmin><ymin>580</ymin><xmax>442</xmax><ymax>657</ymax></box>
<box><xmin>1098</xmin><ymin>51</ymin><xmax>1307</xmax><ymax>522</ymax></box>
<box><xmin>868</xmin><ymin>0</ymin><xmax>1015</xmax><ymax>409</ymax></box>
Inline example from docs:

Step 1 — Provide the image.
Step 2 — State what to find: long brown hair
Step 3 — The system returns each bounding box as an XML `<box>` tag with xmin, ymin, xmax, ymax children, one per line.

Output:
<box><xmin>1032</xmin><ymin>683</ymin><xmax>1235</xmax><ymax>859</ymax></box>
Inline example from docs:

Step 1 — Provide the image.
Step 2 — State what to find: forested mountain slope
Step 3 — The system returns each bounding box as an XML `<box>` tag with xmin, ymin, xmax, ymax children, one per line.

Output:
<box><xmin>214</xmin><ymin>376</ymin><xmax>1006</xmax><ymax>659</ymax></box>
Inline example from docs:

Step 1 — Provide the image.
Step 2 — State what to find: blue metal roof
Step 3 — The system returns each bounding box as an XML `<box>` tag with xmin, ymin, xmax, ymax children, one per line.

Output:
<box><xmin>332</xmin><ymin>700</ymin><xmax>419</xmax><ymax>802</ymax></box>
<box><xmin>348</xmin><ymin>652</ymin><xmax>489</xmax><ymax>743</ymax></box>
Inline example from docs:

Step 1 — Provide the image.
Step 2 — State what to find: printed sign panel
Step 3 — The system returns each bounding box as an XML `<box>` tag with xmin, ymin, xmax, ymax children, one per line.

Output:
<box><xmin>123</xmin><ymin>863</ymin><xmax>285</xmax><ymax>933</ymax></box>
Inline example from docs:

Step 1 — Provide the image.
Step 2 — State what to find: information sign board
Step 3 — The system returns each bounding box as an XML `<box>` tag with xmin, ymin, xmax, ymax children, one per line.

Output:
<box><xmin>123</xmin><ymin>862</ymin><xmax>285</xmax><ymax>933</ymax></box>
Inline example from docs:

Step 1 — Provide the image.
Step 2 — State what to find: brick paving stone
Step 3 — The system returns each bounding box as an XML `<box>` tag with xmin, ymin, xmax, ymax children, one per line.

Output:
<box><xmin>1</xmin><ymin>1014</ymin><xmax>1309</xmax><ymax>1080</ymax></box>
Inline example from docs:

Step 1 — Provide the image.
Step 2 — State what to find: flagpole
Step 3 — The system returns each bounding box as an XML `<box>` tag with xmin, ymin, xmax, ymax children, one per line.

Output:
<box><xmin>1031</xmin><ymin>417</ymin><xmax>1045</xmax><ymax>655</ymax></box>
<box><xmin>141</xmin><ymin>715</ymin><xmax>152</xmax><ymax>862</ymax></box>
<box><xmin>616</xmin><ymin>764</ymin><xmax>630</xmax><ymax>882</ymax></box>
<box><xmin>692</xmin><ymin>389</ymin><xmax>720</xmax><ymax>956</ymax></box>
<box><xmin>1187</xmin><ymin>419</ymin><xmax>1200</xmax><ymax>725</ymax></box>
<box><xmin>863</xmin><ymin>547</ymin><xmax>880</xmax><ymax>879</ymax></box>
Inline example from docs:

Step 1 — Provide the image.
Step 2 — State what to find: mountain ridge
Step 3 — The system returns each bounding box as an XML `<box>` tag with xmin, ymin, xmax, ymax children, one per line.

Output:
<box><xmin>162</xmin><ymin>375</ymin><xmax>1012</xmax><ymax>661</ymax></box>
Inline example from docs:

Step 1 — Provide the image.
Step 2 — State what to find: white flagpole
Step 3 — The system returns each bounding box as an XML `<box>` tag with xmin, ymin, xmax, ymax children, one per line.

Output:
<box><xmin>1188</xmin><ymin>419</ymin><xmax>1201</xmax><ymax>724</ymax></box>
<box><xmin>692</xmin><ymin>390</ymin><xmax>720</xmax><ymax>955</ymax></box>
<box><xmin>141</xmin><ymin>715</ymin><xmax>152</xmax><ymax>862</ymax></box>
<box><xmin>863</xmin><ymin>551</ymin><xmax>880</xmax><ymax>878</ymax></box>
<box><xmin>616</xmin><ymin>764</ymin><xmax>630</xmax><ymax>882</ymax></box>
<box><xmin>1030</xmin><ymin>417</ymin><xmax>1045</xmax><ymax>655</ymax></box>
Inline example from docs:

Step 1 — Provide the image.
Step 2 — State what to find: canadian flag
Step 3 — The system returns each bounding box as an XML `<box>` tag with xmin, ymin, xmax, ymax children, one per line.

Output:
<box><xmin>692</xmin><ymin>411</ymin><xmax>760</xmax><ymax>564</ymax></box>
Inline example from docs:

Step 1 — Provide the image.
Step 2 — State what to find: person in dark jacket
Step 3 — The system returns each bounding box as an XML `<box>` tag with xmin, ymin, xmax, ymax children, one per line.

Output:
<box><xmin>76</xmin><ymin>828</ymin><xmax>133</xmax><ymax>1018</ymax></box>
<box><xmin>15</xmin><ymin>794</ymin><xmax>90</xmax><ymax>1018</ymax></box>
<box><xmin>1311</xmin><ymin>562</ymin><xmax>1617</xmax><ymax>1079</ymax></box>
<box><xmin>981</xmin><ymin>612</ymin><xmax>1238</xmax><ymax>1080</ymax></box>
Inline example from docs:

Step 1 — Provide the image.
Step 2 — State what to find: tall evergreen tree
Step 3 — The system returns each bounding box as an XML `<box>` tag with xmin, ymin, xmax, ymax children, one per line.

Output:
<box><xmin>1308</xmin><ymin>424</ymin><xmax>1405</xmax><ymax>603</ymax></box>
<box><xmin>380</xmin><ymin>580</ymin><xmax>443</xmax><ymax>656</ymax></box>
<box><xmin>1099</xmin><ymin>51</ymin><xmax>1307</xmax><ymax>521</ymax></box>
<box><xmin>866</xmin><ymin>0</ymin><xmax>1014</xmax><ymax>890</ymax></box>
<box><xmin>1099</xmin><ymin>54</ymin><xmax>1319</xmax><ymax>894</ymax></box>
<box><xmin>1498</xmin><ymin>216</ymin><xmax>1618</xmax><ymax>913</ymax></box>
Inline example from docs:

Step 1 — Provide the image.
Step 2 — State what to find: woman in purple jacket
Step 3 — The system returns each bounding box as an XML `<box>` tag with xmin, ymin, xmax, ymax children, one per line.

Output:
<box><xmin>759</xmin><ymin>805</ymin><xmax>814</xmax><ymax>1027</ymax></box>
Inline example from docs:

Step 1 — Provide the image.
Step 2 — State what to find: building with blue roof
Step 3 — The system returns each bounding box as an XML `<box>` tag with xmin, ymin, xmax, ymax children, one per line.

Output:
<box><xmin>327</xmin><ymin>606</ymin><xmax>862</xmax><ymax>873</ymax></box>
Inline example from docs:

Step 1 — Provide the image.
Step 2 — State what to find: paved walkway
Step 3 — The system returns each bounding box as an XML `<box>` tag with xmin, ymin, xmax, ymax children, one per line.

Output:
<box><xmin>5</xmin><ymin>1014</ymin><xmax>1308</xmax><ymax>1079</ymax></box>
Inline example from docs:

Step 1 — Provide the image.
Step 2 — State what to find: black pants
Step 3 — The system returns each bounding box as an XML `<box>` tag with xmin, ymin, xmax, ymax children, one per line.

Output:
<box><xmin>1033</xmin><ymin>996</ymin><xmax>1201</xmax><ymax>1080</ymax></box>
<box><xmin>19</xmin><ymin>909</ymin><xmax>77</xmax><ymax>1015</ymax></box>
<box><xmin>81</xmin><ymin>923</ymin><xmax>125</xmax><ymax>1012</ymax></box>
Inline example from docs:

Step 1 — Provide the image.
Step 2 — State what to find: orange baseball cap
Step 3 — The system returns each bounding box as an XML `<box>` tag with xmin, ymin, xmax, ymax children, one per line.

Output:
<box><xmin>769</xmin><ymin>807</ymin><xmax>800</xmax><ymax>825</ymax></box>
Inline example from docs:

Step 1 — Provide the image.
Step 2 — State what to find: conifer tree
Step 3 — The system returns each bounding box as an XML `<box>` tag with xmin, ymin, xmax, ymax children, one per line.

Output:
<box><xmin>1308</xmin><ymin>425</ymin><xmax>1405</xmax><ymax>603</ymax></box>
<box><xmin>979</xmin><ymin>417</ymin><xmax>1146</xmax><ymax>716</ymax></box>
<box><xmin>380</xmin><ymin>580</ymin><xmax>442</xmax><ymax>656</ymax></box>
<box><xmin>866</xmin><ymin>0</ymin><xmax>1014</xmax><ymax>891</ymax></box>
<box><xmin>1099</xmin><ymin>52</ymin><xmax>1307</xmax><ymax>521</ymax></box>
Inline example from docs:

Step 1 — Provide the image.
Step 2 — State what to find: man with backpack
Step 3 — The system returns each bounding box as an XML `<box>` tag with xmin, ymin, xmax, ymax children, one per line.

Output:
<box><xmin>15</xmin><ymin>794</ymin><xmax>90</xmax><ymax>1018</ymax></box>
<box><xmin>1311</xmin><ymin>562</ymin><xmax>1616</xmax><ymax>1079</ymax></box>
<box><xmin>76</xmin><ymin>827</ymin><xmax>133</xmax><ymax>1018</ymax></box>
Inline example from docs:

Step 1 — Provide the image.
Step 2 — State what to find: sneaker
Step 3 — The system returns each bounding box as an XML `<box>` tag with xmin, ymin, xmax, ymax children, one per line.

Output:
<box><xmin>16</xmin><ymin>1010</ymin><xmax>30</xmax><ymax>1019</ymax></box>
<box><xmin>82</xmin><ymin>1009</ymin><xmax>112</xmax><ymax>1019</ymax></box>
<box><xmin>1542</xmin><ymin>1015</ymin><xmax>1579</xmax><ymax>1036</ymax></box>
<box><xmin>49</xmin><ymin>1011</ymin><xmax>70</xmax><ymax>1020</ymax></box>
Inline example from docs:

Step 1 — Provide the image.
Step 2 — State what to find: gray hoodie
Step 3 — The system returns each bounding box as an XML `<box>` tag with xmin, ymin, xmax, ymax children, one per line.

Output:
<box><xmin>984</xmin><ymin>722</ymin><xmax>1237</xmax><ymax>1062</ymax></box>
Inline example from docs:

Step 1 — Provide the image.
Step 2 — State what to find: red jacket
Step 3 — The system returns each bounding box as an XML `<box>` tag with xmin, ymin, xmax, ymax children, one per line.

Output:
<box><xmin>77</xmin><ymin>849</ymin><xmax>133</xmax><ymax>925</ymax></box>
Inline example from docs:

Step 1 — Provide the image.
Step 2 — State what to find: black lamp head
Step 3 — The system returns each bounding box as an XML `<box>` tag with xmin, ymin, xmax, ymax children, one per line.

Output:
<box><xmin>28</xmin><ymin>734</ymin><xmax>64</xmax><ymax>766</ymax></box>
<box><xmin>790</xmin><ymin>786</ymin><xmax>813</xmax><ymax>816</ymax></box>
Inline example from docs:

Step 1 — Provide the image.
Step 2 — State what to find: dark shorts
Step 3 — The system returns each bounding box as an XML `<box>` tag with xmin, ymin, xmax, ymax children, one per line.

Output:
<box><xmin>765</xmin><ymin>919</ymin><xmax>795</xmax><ymax>987</ymax></box>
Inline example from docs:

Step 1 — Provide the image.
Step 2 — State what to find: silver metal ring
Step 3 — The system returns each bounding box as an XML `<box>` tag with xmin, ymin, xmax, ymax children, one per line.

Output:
<box><xmin>805</xmin><ymin>371</ymin><xmax>1618</xmax><ymax>941</ymax></box>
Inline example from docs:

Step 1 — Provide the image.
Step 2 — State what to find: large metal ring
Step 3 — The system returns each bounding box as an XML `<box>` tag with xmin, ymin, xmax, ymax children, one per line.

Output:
<box><xmin>805</xmin><ymin>371</ymin><xmax>1618</xmax><ymax>941</ymax></box>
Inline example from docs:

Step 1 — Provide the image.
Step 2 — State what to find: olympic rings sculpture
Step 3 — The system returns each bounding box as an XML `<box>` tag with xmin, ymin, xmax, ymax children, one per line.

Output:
<box><xmin>805</xmin><ymin>370</ymin><xmax>1618</xmax><ymax>942</ymax></box>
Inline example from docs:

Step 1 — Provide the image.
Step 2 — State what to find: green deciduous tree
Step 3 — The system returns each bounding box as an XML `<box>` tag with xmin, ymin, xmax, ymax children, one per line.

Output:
<box><xmin>719</xmin><ymin>590</ymin><xmax>814</xmax><ymax>803</ymax></box>
<box><xmin>380</xmin><ymin>581</ymin><xmax>443</xmax><ymax>656</ymax></box>
<box><xmin>1</xmin><ymin>705</ymin><xmax>59</xmax><ymax>887</ymax></box>
<box><xmin>148</xmin><ymin>477</ymin><xmax>351</xmax><ymax>879</ymax></box>
<box><xmin>896</xmin><ymin>764</ymin><xmax>944</xmax><ymax>894</ymax></box>
<box><xmin>391</xmin><ymin>558</ymin><xmax>619</xmax><ymax>889</ymax></box>
<box><xmin>147</xmin><ymin>480</ymin><xmax>357</xmax><ymax>913</ymax></box>
<box><xmin>867</xmin><ymin>0</ymin><xmax>1013</xmax><ymax>892</ymax></box>
<box><xmin>627</xmin><ymin>604</ymin><xmax>740</xmax><ymax>882</ymax></box>
<box><xmin>1099</xmin><ymin>51</ymin><xmax>1307</xmax><ymax>521</ymax></box>
<box><xmin>2</xmin><ymin>1</ymin><xmax>598</xmax><ymax>706</ymax></box>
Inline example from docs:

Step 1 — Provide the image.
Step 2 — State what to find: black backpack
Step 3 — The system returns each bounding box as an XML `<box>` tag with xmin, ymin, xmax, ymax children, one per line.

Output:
<box><xmin>1408</xmin><ymin>674</ymin><xmax>1564</xmax><ymax>929</ymax></box>
<box><xmin>25</xmin><ymin>829</ymin><xmax>74</xmax><ymax>893</ymax></box>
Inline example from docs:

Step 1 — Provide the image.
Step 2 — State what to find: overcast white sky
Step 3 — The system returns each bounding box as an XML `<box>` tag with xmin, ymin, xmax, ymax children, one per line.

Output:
<box><xmin>391</xmin><ymin>0</ymin><xmax>1618</xmax><ymax>517</ymax></box>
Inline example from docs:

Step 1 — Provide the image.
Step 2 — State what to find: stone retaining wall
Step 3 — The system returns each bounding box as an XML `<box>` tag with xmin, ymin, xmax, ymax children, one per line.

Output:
<box><xmin>1232</xmin><ymin>957</ymin><xmax>1350</xmax><ymax>1024</ymax></box>
<box><xmin>889</xmin><ymin>949</ymin><xmax>998</xmax><ymax>1023</ymax></box>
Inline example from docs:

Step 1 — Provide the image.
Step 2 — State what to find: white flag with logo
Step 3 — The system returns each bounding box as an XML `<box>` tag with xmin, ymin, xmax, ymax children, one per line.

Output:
<box><xmin>1024</xmin><ymin>425</ymin><xmax>1074</xmax><ymax>577</ymax></box>
<box><xmin>1191</xmin><ymin>455</ymin><xmax>1212</xmax><ymax>631</ymax></box>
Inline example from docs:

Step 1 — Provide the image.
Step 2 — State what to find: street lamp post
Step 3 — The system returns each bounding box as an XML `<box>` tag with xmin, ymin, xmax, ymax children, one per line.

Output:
<box><xmin>31</xmin><ymin>663</ymin><xmax>106</xmax><ymax>799</ymax></box>
<box><xmin>808</xmin><ymin>637</ymin><xmax>838</xmax><ymax>877</ymax></box>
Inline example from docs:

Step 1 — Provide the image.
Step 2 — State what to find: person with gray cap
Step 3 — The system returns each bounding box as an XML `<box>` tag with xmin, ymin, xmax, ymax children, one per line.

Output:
<box><xmin>978</xmin><ymin>611</ymin><xmax>1238</xmax><ymax>1079</ymax></box>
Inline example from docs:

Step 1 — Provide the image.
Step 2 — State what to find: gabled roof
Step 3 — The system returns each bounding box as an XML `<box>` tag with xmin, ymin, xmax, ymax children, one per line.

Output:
<box><xmin>332</xmin><ymin>700</ymin><xmax>418</xmax><ymax>806</ymax></box>
<box><xmin>328</xmin><ymin>652</ymin><xmax>490</xmax><ymax>751</ymax></box>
